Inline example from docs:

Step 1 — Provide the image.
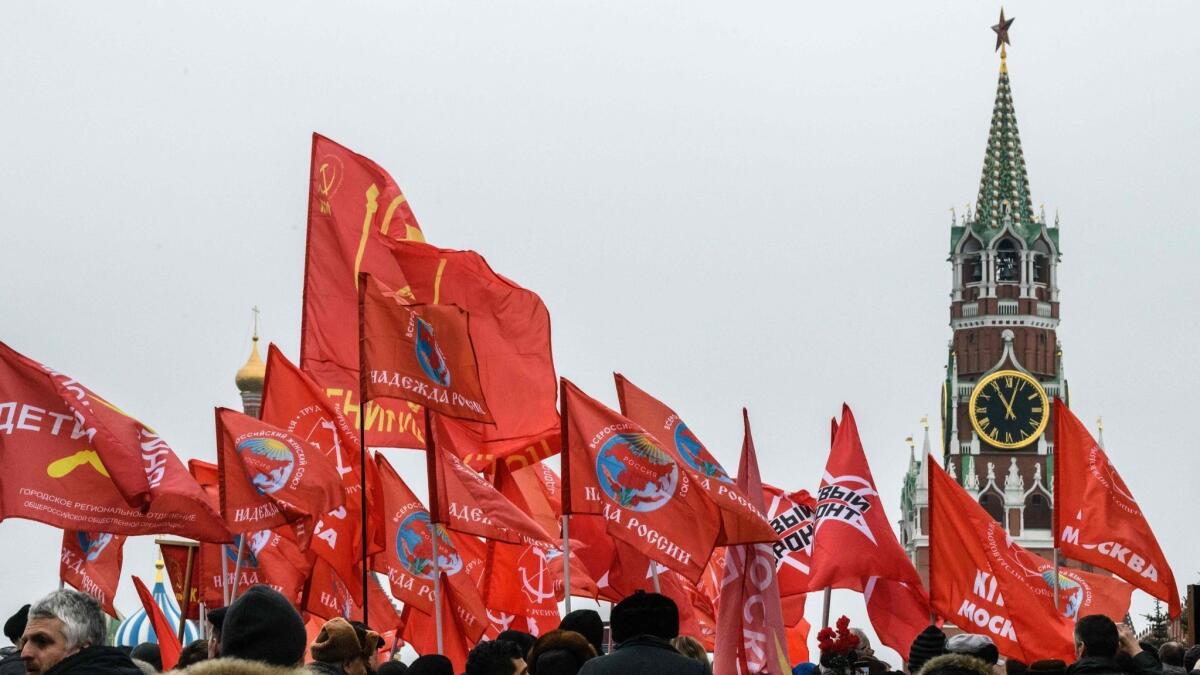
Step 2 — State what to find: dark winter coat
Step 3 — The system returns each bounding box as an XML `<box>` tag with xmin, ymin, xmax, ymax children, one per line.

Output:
<box><xmin>0</xmin><ymin>647</ymin><xmax>24</xmax><ymax>675</ymax></box>
<box><xmin>44</xmin><ymin>646</ymin><xmax>142</xmax><ymax>675</ymax></box>
<box><xmin>1067</xmin><ymin>651</ymin><xmax>1164</xmax><ymax>675</ymax></box>
<box><xmin>576</xmin><ymin>636</ymin><xmax>705</xmax><ymax>675</ymax></box>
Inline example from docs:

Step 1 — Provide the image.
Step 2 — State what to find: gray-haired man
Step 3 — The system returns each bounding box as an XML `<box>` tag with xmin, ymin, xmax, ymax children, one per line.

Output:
<box><xmin>20</xmin><ymin>589</ymin><xmax>138</xmax><ymax>675</ymax></box>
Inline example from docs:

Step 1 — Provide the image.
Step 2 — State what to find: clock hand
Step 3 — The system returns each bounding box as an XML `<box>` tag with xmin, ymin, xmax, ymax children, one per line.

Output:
<box><xmin>992</xmin><ymin>382</ymin><xmax>1017</xmax><ymax>420</ymax></box>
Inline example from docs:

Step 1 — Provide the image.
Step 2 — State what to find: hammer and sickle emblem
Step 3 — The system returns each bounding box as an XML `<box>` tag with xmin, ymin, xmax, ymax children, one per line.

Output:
<box><xmin>47</xmin><ymin>449</ymin><xmax>110</xmax><ymax>478</ymax></box>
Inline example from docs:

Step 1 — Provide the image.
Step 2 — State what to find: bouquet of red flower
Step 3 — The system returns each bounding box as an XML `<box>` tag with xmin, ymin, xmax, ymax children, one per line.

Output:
<box><xmin>817</xmin><ymin>616</ymin><xmax>861</xmax><ymax>674</ymax></box>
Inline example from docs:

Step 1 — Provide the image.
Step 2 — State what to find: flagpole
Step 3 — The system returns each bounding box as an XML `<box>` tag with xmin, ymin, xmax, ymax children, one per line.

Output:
<box><xmin>558</xmin><ymin>378</ymin><xmax>573</xmax><ymax>615</ymax></box>
<box><xmin>423</xmin><ymin>407</ymin><xmax>444</xmax><ymax>653</ymax></box>
<box><xmin>1050</xmin><ymin>401</ymin><xmax>1061</xmax><ymax>613</ymax></box>
<box><xmin>358</xmin><ymin>272</ymin><xmax>370</xmax><ymax>627</ymax></box>
<box><xmin>220</xmin><ymin>548</ymin><xmax>230</xmax><ymax>605</ymax></box>
<box><xmin>229</xmin><ymin>536</ymin><xmax>247</xmax><ymax>600</ymax></box>
<box><xmin>177</xmin><ymin>545</ymin><xmax>196</xmax><ymax>642</ymax></box>
<box><xmin>821</xmin><ymin>587</ymin><xmax>832</xmax><ymax>629</ymax></box>
<box><xmin>649</xmin><ymin>563</ymin><xmax>661</xmax><ymax>594</ymax></box>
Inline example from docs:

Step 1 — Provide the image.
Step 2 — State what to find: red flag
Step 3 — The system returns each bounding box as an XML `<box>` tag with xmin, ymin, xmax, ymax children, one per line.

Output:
<box><xmin>430</xmin><ymin>417</ymin><xmax>555</xmax><ymax>546</ymax></box>
<box><xmin>215</xmin><ymin>407</ymin><xmax>345</xmax><ymax>540</ymax></box>
<box><xmin>561</xmin><ymin>378</ymin><xmax>720</xmax><ymax>583</ymax></box>
<box><xmin>159</xmin><ymin>543</ymin><xmax>201</xmax><ymax>620</ymax></box>
<box><xmin>1050</xmin><ymin>567</ymin><xmax>1134</xmax><ymax>623</ymax></box>
<box><xmin>362</xmin><ymin>276</ymin><xmax>493</xmax><ymax>423</ymax></box>
<box><xmin>928</xmin><ymin>455</ymin><xmax>1075</xmax><ymax>662</ymax></box>
<box><xmin>303</xmin><ymin>556</ymin><xmax>404</xmax><ymax>631</ymax></box>
<box><xmin>713</xmin><ymin>410</ymin><xmax>789</xmax><ymax>675</ymax></box>
<box><xmin>301</xmin><ymin>133</ymin><xmax>427</xmax><ymax>448</ymax></box>
<box><xmin>132</xmin><ymin>575</ymin><xmax>183</xmax><ymax>670</ymax></box>
<box><xmin>386</xmin><ymin>240</ymin><xmax>558</xmax><ymax>465</ymax></box>
<box><xmin>59</xmin><ymin>531</ymin><xmax>125</xmax><ymax>615</ymax></box>
<box><xmin>261</xmin><ymin>344</ymin><xmax>384</xmax><ymax>602</ymax></box>
<box><xmin>400</xmin><ymin>580</ymin><xmax>479</xmax><ymax>674</ymax></box>
<box><xmin>614</xmin><ymin>374</ymin><xmax>778</xmax><ymax>545</ymax></box>
<box><xmin>762</xmin><ymin>485</ymin><xmax>816</xmax><ymax>608</ymax></box>
<box><xmin>0</xmin><ymin>342</ymin><xmax>230</xmax><ymax>541</ymax></box>
<box><xmin>371</xmin><ymin>454</ymin><xmax>487</xmax><ymax>625</ymax></box>
<box><xmin>1053</xmin><ymin>399</ymin><xmax>1180</xmax><ymax>617</ymax></box>
<box><xmin>198</xmin><ymin>530</ymin><xmax>311</xmax><ymax>608</ymax></box>
<box><xmin>807</xmin><ymin>406</ymin><xmax>930</xmax><ymax>656</ymax></box>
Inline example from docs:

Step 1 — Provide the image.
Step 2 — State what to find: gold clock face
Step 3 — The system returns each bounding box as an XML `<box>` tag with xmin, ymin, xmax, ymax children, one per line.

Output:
<box><xmin>968</xmin><ymin>369</ymin><xmax>1049</xmax><ymax>450</ymax></box>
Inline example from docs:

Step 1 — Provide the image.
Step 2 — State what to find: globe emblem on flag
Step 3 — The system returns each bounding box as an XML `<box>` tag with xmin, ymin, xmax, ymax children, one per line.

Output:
<box><xmin>223</xmin><ymin>535</ymin><xmax>261</xmax><ymax>569</ymax></box>
<box><xmin>595</xmin><ymin>433</ymin><xmax>679</xmax><ymax>512</ymax></box>
<box><xmin>77</xmin><ymin>532</ymin><xmax>113</xmax><ymax>562</ymax></box>
<box><xmin>235</xmin><ymin>437</ymin><xmax>296</xmax><ymax>495</ymax></box>
<box><xmin>1041</xmin><ymin>570</ymin><xmax>1083</xmax><ymax>619</ymax></box>
<box><xmin>395</xmin><ymin>511</ymin><xmax>462</xmax><ymax>579</ymax></box>
<box><xmin>673</xmin><ymin>423</ymin><xmax>733</xmax><ymax>484</ymax></box>
<box><xmin>415</xmin><ymin>317</ymin><xmax>451</xmax><ymax>387</ymax></box>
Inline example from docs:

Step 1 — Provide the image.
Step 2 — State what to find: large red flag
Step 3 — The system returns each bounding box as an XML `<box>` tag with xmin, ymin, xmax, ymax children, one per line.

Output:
<box><xmin>0</xmin><ymin>342</ymin><xmax>230</xmax><ymax>541</ymax></box>
<box><xmin>713</xmin><ymin>410</ymin><xmax>789</xmax><ymax>675</ymax></box>
<box><xmin>762</xmin><ymin>485</ymin><xmax>816</xmax><ymax>612</ymax></box>
<box><xmin>371</xmin><ymin>454</ymin><xmax>487</xmax><ymax>626</ymax></box>
<box><xmin>159</xmin><ymin>542</ymin><xmax>201</xmax><ymax>620</ymax></box>
<box><xmin>1053</xmin><ymin>399</ymin><xmax>1179</xmax><ymax>617</ymax></box>
<box><xmin>196</xmin><ymin>530</ymin><xmax>311</xmax><ymax>608</ymax></box>
<box><xmin>301</xmin><ymin>133</ymin><xmax>427</xmax><ymax>448</ymax></box>
<box><xmin>60</xmin><ymin>531</ymin><xmax>125</xmax><ymax>616</ymax></box>
<box><xmin>400</xmin><ymin>577</ymin><xmax>482</xmax><ymax>674</ymax></box>
<box><xmin>561</xmin><ymin>378</ymin><xmax>720</xmax><ymax>583</ymax></box>
<box><xmin>807</xmin><ymin>405</ymin><xmax>930</xmax><ymax>656</ymax></box>
<box><xmin>362</xmin><ymin>276</ymin><xmax>493</xmax><ymax>424</ymax></box>
<box><xmin>430</xmin><ymin>417</ymin><xmax>555</xmax><ymax>547</ymax></box>
<box><xmin>260</xmin><ymin>344</ymin><xmax>384</xmax><ymax>602</ymax></box>
<box><xmin>303</xmin><ymin>557</ymin><xmax>402</xmax><ymax>633</ymax></box>
<box><xmin>386</xmin><ymin>240</ymin><xmax>558</xmax><ymax>466</ymax></box>
<box><xmin>215</xmin><ymin>407</ymin><xmax>345</xmax><ymax>540</ymax></box>
<box><xmin>614</xmin><ymin>374</ymin><xmax>778</xmax><ymax>545</ymax></box>
<box><xmin>132</xmin><ymin>575</ymin><xmax>183</xmax><ymax>670</ymax></box>
<box><xmin>928</xmin><ymin>455</ymin><xmax>1075</xmax><ymax>662</ymax></box>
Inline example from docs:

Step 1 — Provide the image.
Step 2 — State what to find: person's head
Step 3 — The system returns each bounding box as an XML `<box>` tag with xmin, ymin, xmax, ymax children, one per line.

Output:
<box><xmin>205</xmin><ymin>606</ymin><xmax>227</xmax><ymax>659</ymax></box>
<box><xmin>610</xmin><ymin>591</ymin><xmax>679</xmax><ymax>644</ymax></box>
<box><xmin>131</xmin><ymin>642</ymin><xmax>162</xmax><ymax>671</ymax></box>
<box><xmin>377</xmin><ymin>662</ymin><xmax>409</xmax><ymax>675</ymax></box>
<box><xmin>1073</xmin><ymin>615</ymin><xmax>1119</xmax><ymax>659</ymax></box>
<box><xmin>908</xmin><ymin>625</ymin><xmax>947</xmax><ymax>674</ymax></box>
<box><xmin>791</xmin><ymin>663</ymin><xmax>818</xmax><ymax>675</ymax></box>
<box><xmin>175</xmin><ymin>639</ymin><xmax>210</xmax><ymax>670</ymax></box>
<box><xmin>917</xmin><ymin>653</ymin><xmax>993</xmax><ymax>675</ymax></box>
<box><xmin>4</xmin><ymin>605</ymin><xmax>30</xmax><ymax>646</ymax></box>
<box><xmin>850</xmin><ymin>629</ymin><xmax>875</xmax><ymax>658</ymax></box>
<box><xmin>526</xmin><ymin>630</ymin><xmax>596</xmax><ymax>675</ymax></box>
<box><xmin>465</xmin><ymin>639</ymin><xmax>526</xmax><ymax>675</ymax></box>
<box><xmin>1160</xmin><ymin>642</ymin><xmax>1185</xmax><ymax>667</ymax></box>
<box><xmin>406</xmin><ymin>654</ymin><xmax>453</xmax><ymax>675</ymax></box>
<box><xmin>219</xmin><ymin>585</ymin><xmax>307</xmax><ymax>667</ymax></box>
<box><xmin>496</xmin><ymin>630</ymin><xmax>536</xmax><ymax>659</ymax></box>
<box><xmin>312</xmin><ymin>617</ymin><xmax>377</xmax><ymax>675</ymax></box>
<box><xmin>671</xmin><ymin>636</ymin><xmax>710</xmax><ymax>673</ymax></box>
<box><xmin>1183</xmin><ymin>645</ymin><xmax>1200</xmax><ymax>672</ymax></box>
<box><xmin>946</xmin><ymin>634</ymin><xmax>998</xmax><ymax>666</ymax></box>
<box><xmin>1027</xmin><ymin>660</ymin><xmax>1067</xmax><ymax>675</ymax></box>
<box><xmin>20</xmin><ymin>589</ymin><xmax>107</xmax><ymax>675</ymax></box>
<box><xmin>558</xmin><ymin>610</ymin><xmax>604</xmax><ymax>656</ymax></box>
<box><xmin>1005</xmin><ymin>658</ymin><xmax>1028</xmax><ymax>675</ymax></box>
<box><xmin>349</xmin><ymin>620</ymin><xmax>382</xmax><ymax>673</ymax></box>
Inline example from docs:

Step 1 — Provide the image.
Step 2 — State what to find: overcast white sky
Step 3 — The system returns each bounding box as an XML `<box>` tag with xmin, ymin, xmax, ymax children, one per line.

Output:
<box><xmin>2</xmin><ymin>0</ymin><xmax>1198</xmax><ymax>664</ymax></box>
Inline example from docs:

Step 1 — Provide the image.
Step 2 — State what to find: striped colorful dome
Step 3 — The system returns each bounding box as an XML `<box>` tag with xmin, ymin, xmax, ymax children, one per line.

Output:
<box><xmin>114</xmin><ymin>560</ymin><xmax>200</xmax><ymax>647</ymax></box>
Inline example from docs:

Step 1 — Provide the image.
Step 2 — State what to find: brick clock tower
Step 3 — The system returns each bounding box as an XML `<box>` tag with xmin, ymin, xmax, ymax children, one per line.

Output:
<box><xmin>900</xmin><ymin>27</ymin><xmax>1070</xmax><ymax>586</ymax></box>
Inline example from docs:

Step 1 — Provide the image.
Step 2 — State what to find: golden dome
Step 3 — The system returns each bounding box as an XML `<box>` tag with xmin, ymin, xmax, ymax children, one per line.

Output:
<box><xmin>235</xmin><ymin>336</ymin><xmax>266</xmax><ymax>392</ymax></box>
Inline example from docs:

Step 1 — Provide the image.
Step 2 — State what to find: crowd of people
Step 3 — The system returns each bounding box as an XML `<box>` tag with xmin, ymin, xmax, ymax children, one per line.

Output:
<box><xmin>0</xmin><ymin>585</ymin><xmax>1196</xmax><ymax>675</ymax></box>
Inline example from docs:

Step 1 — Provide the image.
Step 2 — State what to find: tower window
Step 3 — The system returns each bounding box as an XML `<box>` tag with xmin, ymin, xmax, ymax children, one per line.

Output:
<box><xmin>996</xmin><ymin>239</ymin><xmax>1019</xmax><ymax>282</ymax></box>
<box><xmin>979</xmin><ymin>492</ymin><xmax>1005</xmax><ymax>525</ymax></box>
<box><xmin>1000</xmin><ymin>200</ymin><xmax>1011</xmax><ymax>216</ymax></box>
<box><xmin>1025</xmin><ymin>492</ymin><xmax>1051</xmax><ymax>529</ymax></box>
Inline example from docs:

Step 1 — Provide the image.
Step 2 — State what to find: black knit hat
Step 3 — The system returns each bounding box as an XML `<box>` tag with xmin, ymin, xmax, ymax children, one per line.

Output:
<box><xmin>406</xmin><ymin>654</ymin><xmax>454</xmax><ymax>675</ymax></box>
<box><xmin>908</xmin><ymin>624</ymin><xmax>947</xmax><ymax>674</ymax></box>
<box><xmin>219</xmin><ymin>585</ymin><xmax>307</xmax><ymax>667</ymax></box>
<box><xmin>4</xmin><ymin>605</ymin><xmax>29</xmax><ymax>645</ymax></box>
<box><xmin>1027</xmin><ymin>660</ymin><xmax>1067</xmax><ymax>675</ymax></box>
<box><xmin>559</xmin><ymin>609</ymin><xmax>605</xmax><ymax>655</ymax></box>
<box><xmin>206</xmin><ymin>606</ymin><xmax>227</xmax><ymax>633</ymax></box>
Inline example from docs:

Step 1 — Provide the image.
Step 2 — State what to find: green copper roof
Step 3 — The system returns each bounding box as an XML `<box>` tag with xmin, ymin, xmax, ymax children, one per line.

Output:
<box><xmin>951</xmin><ymin>58</ymin><xmax>1058</xmax><ymax>253</ymax></box>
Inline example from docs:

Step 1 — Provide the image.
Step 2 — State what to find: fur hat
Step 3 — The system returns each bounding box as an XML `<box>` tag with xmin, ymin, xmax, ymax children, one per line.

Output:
<box><xmin>311</xmin><ymin>618</ymin><xmax>363</xmax><ymax>664</ymax></box>
<box><xmin>908</xmin><ymin>625</ymin><xmax>947</xmax><ymax>674</ymax></box>
<box><xmin>1027</xmin><ymin>659</ymin><xmax>1067</xmax><ymax>675</ymax></box>
<box><xmin>945</xmin><ymin>634</ymin><xmax>999</xmax><ymax>665</ymax></box>
<box><xmin>917</xmin><ymin>653</ymin><xmax>993</xmax><ymax>675</ymax></box>
<box><xmin>219</xmin><ymin>586</ymin><xmax>307</xmax><ymax>667</ymax></box>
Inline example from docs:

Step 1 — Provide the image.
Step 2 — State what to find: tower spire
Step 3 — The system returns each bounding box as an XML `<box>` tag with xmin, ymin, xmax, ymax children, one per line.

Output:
<box><xmin>973</xmin><ymin>8</ymin><xmax>1034</xmax><ymax>235</ymax></box>
<box><xmin>235</xmin><ymin>306</ymin><xmax>266</xmax><ymax>418</ymax></box>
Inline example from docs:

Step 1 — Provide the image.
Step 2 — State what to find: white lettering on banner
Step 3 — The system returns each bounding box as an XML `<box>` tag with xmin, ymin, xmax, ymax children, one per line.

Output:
<box><xmin>1061</xmin><ymin>525</ymin><xmax>1080</xmax><ymax>546</ymax></box>
<box><xmin>369</xmin><ymin>370</ymin><xmax>487</xmax><ymax>416</ymax></box>
<box><xmin>1082</xmin><ymin>541</ymin><xmax>1159</xmax><ymax>582</ymax></box>
<box><xmin>624</xmin><ymin>516</ymin><xmax>691</xmax><ymax>565</ymax></box>
<box><xmin>139</xmin><ymin>430</ymin><xmax>171</xmax><ymax>488</ymax></box>
<box><xmin>17</xmin><ymin>405</ymin><xmax>45</xmax><ymax>431</ymax></box>
<box><xmin>584</xmin><ymin>486</ymin><xmax>600</xmax><ymax>502</ymax></box>
<box><xmin>588</xmin><ymin>423</ymin><xmax>637</xmax><ymax>450</ymax></box>
<box><xmin>957</xmin><ymin>571</ymin><xmax>1017</xmax><ymax>641</ymax></box>
<box><xmin>0</xmin><ymin>402</ymin><xmax>13</xmax><ymax>434</ymax></box>
<box><xmin>234</xmin><ymin>503</ymin><xmax>281</xmax><ymax>522</ymax></box>
<box><xmin>60</xmin><ymin>548</ymin><xmax>108</xmax><ymax>607</ymax></box>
